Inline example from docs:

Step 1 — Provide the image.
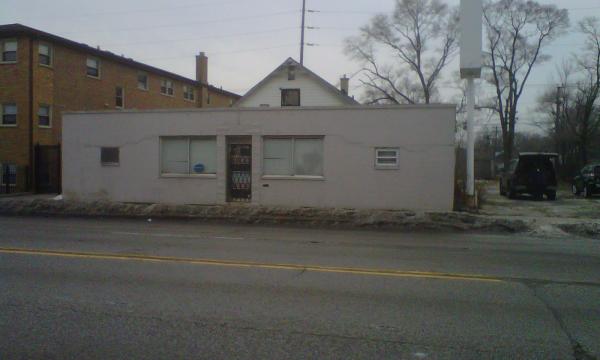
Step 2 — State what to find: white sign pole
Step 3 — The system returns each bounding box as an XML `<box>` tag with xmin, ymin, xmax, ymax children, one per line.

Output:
<box><xmin>459</xmin><ymin>0</ymin><xmax>482</xmax><ymax>198</ymax></box>
<box><xmin>466</xmin><ymin>77</ymin><xmax>475</xmax><ymax>196</ymax></box>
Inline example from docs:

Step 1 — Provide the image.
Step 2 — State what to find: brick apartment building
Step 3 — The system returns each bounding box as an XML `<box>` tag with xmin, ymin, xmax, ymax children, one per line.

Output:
<box><xmin>0</xmin><ymin>23</ymin><xmax>240</xmax><ymax>194</ymax></box>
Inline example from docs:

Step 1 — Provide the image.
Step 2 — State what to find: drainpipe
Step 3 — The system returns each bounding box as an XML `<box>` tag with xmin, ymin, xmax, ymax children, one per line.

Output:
<box><xmin>28</xmin><ymin>36</ymin><xmax>35</xmax><ymax>192</ymax></box>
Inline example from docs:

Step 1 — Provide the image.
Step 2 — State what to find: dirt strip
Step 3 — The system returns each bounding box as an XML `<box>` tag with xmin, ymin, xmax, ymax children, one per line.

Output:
<box><xmin>2</xmin><ymin>197</ymin><xmax>597</xmax><ymax>238</ymax></box>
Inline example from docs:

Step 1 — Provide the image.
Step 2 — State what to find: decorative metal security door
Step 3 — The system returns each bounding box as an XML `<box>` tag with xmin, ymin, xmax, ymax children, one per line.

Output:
<box><xmin>228</xmin><ymin>143</ymin><xmax>251</xmax><ymax>202</ymax></box>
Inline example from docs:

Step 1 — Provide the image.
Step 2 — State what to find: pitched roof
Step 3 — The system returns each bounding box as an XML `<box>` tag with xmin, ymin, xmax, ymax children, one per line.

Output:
<box><xmin>235</xmin><ymin>57</ymin><xmax>359</xmax><ymax>106</ymax></box>
<box><xmin>0</xmin><ymin>23</ymin><xmax>240</xmax><ymax>98</ymax></box>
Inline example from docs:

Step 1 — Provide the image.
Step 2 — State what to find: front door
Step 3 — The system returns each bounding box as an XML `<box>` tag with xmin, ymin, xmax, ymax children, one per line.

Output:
<box><xmin>35</xmin><ymin>144</ymin><xmax>61</xmax><ymax>194</ymax></box>
<box><xmin>227</xmin><ymin>143</ymin><xmax>251</xmax><ymax>202</ymax></box>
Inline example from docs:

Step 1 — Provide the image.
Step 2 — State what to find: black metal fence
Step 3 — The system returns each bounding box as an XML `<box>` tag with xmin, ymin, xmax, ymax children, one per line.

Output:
<box><xmin>0</xmin><ymin>164</ymin><xmax>27</xmax><ymax>194</ymax></box>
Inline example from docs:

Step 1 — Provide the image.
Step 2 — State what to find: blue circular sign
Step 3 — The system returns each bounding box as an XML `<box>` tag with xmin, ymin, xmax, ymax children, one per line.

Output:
<box><xmin>193</xmin><ymin>163</ymin><xmax>205</xmax><ymax>173</ymax></box>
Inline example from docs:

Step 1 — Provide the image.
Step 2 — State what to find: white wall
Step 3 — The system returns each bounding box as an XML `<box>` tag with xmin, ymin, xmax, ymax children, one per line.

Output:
<box><xmin>62</xmin><ymin>105</ymin><xmax>456</xmax><ymax>211</ymax></box>
<box><xmin>236</xmin><ymin>70</ymin><xmax>348</xmax><ymax>107</ymax></box>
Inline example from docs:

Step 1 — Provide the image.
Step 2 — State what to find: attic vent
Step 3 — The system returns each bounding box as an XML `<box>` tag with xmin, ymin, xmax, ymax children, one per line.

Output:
<box><xmin>287</xmin><ymin>65</ymin><xmax>296</xmax><ymax>80</ymax></box>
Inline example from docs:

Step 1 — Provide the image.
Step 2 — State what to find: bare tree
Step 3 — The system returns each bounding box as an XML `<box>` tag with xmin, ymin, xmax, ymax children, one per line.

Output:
<box><xmin>345</xmin><ymin>0</ymin><xmax>458</xmax><ymax>104</ymax></box>
<box><xmin>534</xmin><ymin>17</ymin><xmax>600</xmax><ymax>176</ymax></box>
<box><xmin>483</xmin><ymin>0</ymin><xmax>569</xmax><ymax>169</ymax></box>
<box><xmin>571</xmin><ymin>16</ymin><xmax>600</xmax><ymax>165</ymax></box>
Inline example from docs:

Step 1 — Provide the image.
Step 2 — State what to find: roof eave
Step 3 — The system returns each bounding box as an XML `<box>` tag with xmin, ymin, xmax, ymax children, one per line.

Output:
<box><xmin>0</xmin><ymin>23</ymin><xmax>240</xmax><ymax>97</ymax></box>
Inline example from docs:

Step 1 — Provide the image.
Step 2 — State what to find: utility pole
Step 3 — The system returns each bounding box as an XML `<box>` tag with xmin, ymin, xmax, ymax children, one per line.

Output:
<box><xmin>555</xmin><ymin>86</ymin><xmax>562</xmax><ymax>176</ymax></box>
<box><xmin>492</xmin><ymin>126</ymin><xmax>499</xmax><ymax>177</ymax></box>
<box><xmin>555</xmin><ymin>86</ymin><xmax>562</xmax><ymax>133</ymax></box>
<box><xmin>300</xmin><ymin>0</ymin><xmax>306</xmax><ymax>65</ymax></box>
<box><xmin>555</xmin><ymin>86</ymin><xmax>562</xmax><ymax>135</ymax></box>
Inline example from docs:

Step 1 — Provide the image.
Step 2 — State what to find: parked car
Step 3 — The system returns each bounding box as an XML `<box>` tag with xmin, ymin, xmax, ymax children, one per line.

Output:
<box><xmin>572</xmin><ymin>163</ymin><xmax>600</xmax><ymax>198</ymax></box>
<box><xmin>499</xmin><ymin>153</ymin><xmax>558</xmax><ymax>200</ymax></box>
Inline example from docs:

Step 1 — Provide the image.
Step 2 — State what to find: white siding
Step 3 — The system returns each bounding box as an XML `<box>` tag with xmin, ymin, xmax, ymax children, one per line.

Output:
<box><xmin>236</xmin><ymin>71</ymin><xmax>348</xmax><ymax>107</ymax></box>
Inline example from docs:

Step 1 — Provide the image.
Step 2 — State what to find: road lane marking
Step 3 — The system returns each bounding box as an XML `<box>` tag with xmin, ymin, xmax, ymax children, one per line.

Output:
<box><xmin>111</xmin><ymin>231</ymin><xmax>244</xmax><ymax>240</ymax></box>
<box><xmin>0</xmin><ymin>247</ymin><xmax>502</xmax><ymax>283</ymax></box>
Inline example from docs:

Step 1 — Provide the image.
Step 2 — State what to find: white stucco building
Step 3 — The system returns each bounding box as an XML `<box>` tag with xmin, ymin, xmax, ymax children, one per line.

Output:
<box><xmin>62</xmin><ymin>105</ymin><xmax>456</xmax><ymax>211</ymax></box>
<box><xmin>235</xmin><ymin>58</ymin><xmax>359</xmax><ymax>107</ymax></box>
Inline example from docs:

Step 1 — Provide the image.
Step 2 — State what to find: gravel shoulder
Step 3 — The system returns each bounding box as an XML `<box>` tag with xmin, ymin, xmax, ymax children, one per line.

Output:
<box><xmin>479</xmin><ymin>181</ymin><xmax>600</xmax><ymax>239</ymax></box>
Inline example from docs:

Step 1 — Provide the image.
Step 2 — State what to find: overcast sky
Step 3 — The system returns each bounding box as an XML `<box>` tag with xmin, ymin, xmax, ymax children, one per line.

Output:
<box><xmin>2</xmin><ymin>0</ymin><xmax>599</xmax><ymax>132</ymax></box>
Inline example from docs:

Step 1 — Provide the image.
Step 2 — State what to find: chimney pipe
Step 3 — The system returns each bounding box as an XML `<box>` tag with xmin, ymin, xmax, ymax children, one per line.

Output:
<box><xmin>196</xmin><ymin>52</ymin><xmax>208</xmax><ymax>85</ymax></box>
<box><xmin>340</xmin><ymin>74</ymin><xmax>349</xmax><ymax>95</ymax></box>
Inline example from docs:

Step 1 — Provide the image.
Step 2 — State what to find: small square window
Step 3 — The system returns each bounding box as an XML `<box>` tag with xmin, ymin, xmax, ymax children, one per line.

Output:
<box><xmin>137</xmin><ymin>73</ymin><xmax>148</xmax><ymax>90</ymax></box>
<box><xmin>115</xmin><ymin>87</ymin><xmax>124</xmax><ymax>108</ymax></box>
<box><xmin>86</xmin><ymin>57</ymin><xmax>100</xmax><ymax>77</ymax></box>
<box><xmin>39</xmin><ymin>43</ymin><xmax>52</xmax><ymax>66</ymax></box>
<box><xmin>38</xmin><ymin>104</ymin><xmax>51</xmax><ymax>127</ymax></box>
<box><xmin>161</xmin><ymin>80</ymin><xmax>173</xmax><ymax>96</ymax></box>
<box><xmin>375</xmin><ymin>148</ymin><xmax>399</xmax><ymax>169</ymax></box>
<box><xmin>1</xmin><ymin>40</ymin><xmax>17</xmax><ymax>62</ymax></box>
<box><xmin>1</xmin><ymin>103</ymin><xmax>17</xmax><ymax>126</ymax></box>
<box><xmin>281</xmin><ymin>89</ymin><xmax>300</xmax><ymax>106</ymax></box>
<box><xmin>101</xmin><ymin>147</ymin><xmax>119</xmax><ymax>166</ymax></box>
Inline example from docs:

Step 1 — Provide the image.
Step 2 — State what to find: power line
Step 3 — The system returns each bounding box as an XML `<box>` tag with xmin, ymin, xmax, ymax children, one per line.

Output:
<box><xmin>24</xmin><ymin>0</ymin><xmax>302</xmax><ymax>21</ymax></box>
<box><xmin>24</xmin><ymin>0</ymin><xmax>247</xmax><ymax>20</ymax></box>
<box><xmin>567</xmin><ymin>6</ymin><xmax>600</xmax><ymax>11</ymax></box>
<box><xmin>315</xmin><ymin>10</ymin><xmax>378</xmax><ymax>15</ymax></box>
<box><xmin>138</xmin><ymin>44</ymin><xmax>297</xmax><ymax>61</ymax></box>
<box><xmin>60</xmin><ymin>9</ymin><xmax>300</xmax><ymax>35</ymax></box>
<box><xmin>102</xmin><ymin>27</ymin><xmax>298</xmax><ymax>47</ymax></box>
<box><xmin>311</xmin><ymin>6</ymin><xmax>600</xmax><ymax>16</ymax></box>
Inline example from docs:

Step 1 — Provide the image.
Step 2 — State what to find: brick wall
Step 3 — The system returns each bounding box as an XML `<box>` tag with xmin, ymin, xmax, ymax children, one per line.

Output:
<box><xmin>0</xmin><ymin>34</ymin><xmax>239</xmax><ymax>192</ymax></box>
<box><xmin>0</xmin><ymin>35</ymin><xmax>32</xmax><ymax>191</ymax></box>
<box><xmin>207</xmin><ymin>88</ymin><xmax>235</xmax><ymax>108</ymax></box>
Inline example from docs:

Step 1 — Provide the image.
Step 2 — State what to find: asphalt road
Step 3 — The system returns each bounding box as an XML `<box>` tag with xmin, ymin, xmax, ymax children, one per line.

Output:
<box><xmin>1</xmin><ymin>216</ymin><xmax>599</xmax><ymax>359</ymax></box>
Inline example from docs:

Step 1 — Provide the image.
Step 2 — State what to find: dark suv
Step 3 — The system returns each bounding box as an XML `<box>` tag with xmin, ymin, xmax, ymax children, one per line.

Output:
<box><xmin>499</xmin><ymin>153</ymin><xmax>558</xmax><ymax>200</ymax></box>
<box><xmin>572</xmin><ymin>163</ymin><xmax>600</xmax><ymax>198</ymax></box>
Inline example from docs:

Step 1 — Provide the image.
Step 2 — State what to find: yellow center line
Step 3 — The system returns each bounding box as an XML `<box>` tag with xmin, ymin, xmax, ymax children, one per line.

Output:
<box><xmin>0</xmin><ymin>247</ymin><xmax>503</xmax><ymax>283</ymax></box>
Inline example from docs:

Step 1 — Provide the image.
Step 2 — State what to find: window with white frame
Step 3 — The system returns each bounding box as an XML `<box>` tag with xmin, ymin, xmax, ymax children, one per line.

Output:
<box><xmin>160</xmin><ymin>137</ymin><xmax>216</xmax><ymax>175</ymax></box>
<box><xmin>183</xmin><ymin>85</ymin><xmax>195</xmax><ymax>101</ymax></box>
<box><xmin>160</xmin><ymin>80</ymin><xmax>174</xmax><ymax>96</ymax></box>
<box><xmin>375</xmin><ymin>148</ymin><xmax>399</xmax><ymax>169</ymax></box>
<box><xmin>86</xmin><ymin>57</ymin><xmax>100</xmax><ymax>77</ymax></box>
<box><xmin>263</xmin><ymin>137</ymin><xmax>323</xmax><ymax>176</ymax></box>
<box><xmin>38</xmin><ymin>43</ymin><xmax>52</xmax><ymax>66</ymax></box>
<box><xmin>115</xmin><ymin>86</ymin><xmax>124</xmax><ymax>108</ymax></box>
<box><xmin>137</xmin><ymin>72</ymin><xmax>148</xmax><ymax>90</ymax></box>
<box><xmin>1</xmin><ymin>39</ymin><xmax>17</xmax><ymax>62</ymax></box>
<box><xmin>0</xmin><ymin>164</ymin><xmax>17</xmax><ymax>186</ymax></box>
<box><xmin>38</xmin><ymin>104</ymin><xmax>51</xmax><ymax>127</ymax></box>
<box><xmin>1</xmin><ymin>103</ymin><xmax>17</xmax><ymax>126</ymax></box>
